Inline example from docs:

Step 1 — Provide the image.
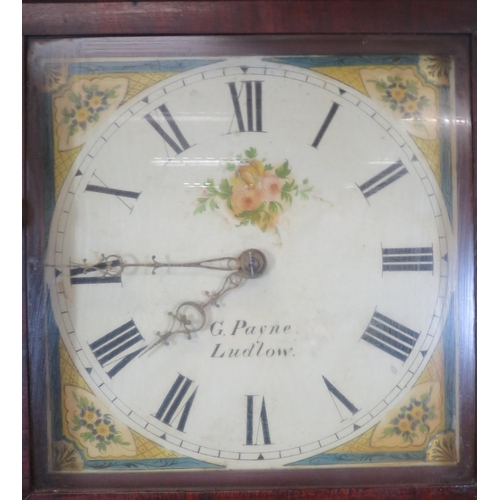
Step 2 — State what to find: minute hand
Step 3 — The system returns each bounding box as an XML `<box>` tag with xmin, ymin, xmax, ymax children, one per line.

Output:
<box><xmin>72</xmin><ymin>249</ymin><xmax>267</xmax><ymax>279</ymax></box>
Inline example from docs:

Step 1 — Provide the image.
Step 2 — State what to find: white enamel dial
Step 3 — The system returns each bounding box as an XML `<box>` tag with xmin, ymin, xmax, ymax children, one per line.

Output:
<box><xmin>46</xmin><ymin>58</ymin><xmax>453</xmax><ymax>469</ymax></box>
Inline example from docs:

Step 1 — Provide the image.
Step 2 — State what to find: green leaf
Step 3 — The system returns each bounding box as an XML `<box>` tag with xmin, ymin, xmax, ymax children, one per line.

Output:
<box><xmin>219</xmin><ymin>178</ymin><xmax>232</xmax><ymax>198</ymax></box>
<box><xmin>405</xmin><ymin>80</ymin><xmax>419</xmax><ymax>95</ymax></box>
<box><xmin>276</xmin><ymin>160</ymin><xmax>291</xmax><ymax>179</ymax></box>
<box><xmin>281</xmin><ymin>191</ymin><xmax>292</xmax><ymax>204</ymax></box>
<box><xmin>300</xmin><ymin>190</ymin><xmax>309</xmax><ymax>200</ymax></box>
<box><xmin>264</xmin><ymin>164</ymin><xmax>273</xmax><ymax>171</ymax></box>
<box><xmin>226</xmin><ymin>198</ymin><xmax>233</xmax><ymax>211</ymax></box>
<box><xmin>113</xmin><ymin>435</ymin><xmax>130</xmax><ymax>446</ymax></box>
<box><xmin>209</xmin><ymin>198</ymin><xmax>219</xmax><ymax>211</ymax></box>
<box><xmin>197</xmin><ymin>197</ymin><xmax>208</xmax><ymax>204</ymax></box>
<box><xmin>269</xmin><ymin>201</ymin><xmax>283</xmax><ymax>214</ymax></box>
<box><xmin>237</xmin><ymin>219</ymin><xmax>249</xmax><ymax>227</ymax></box>
<box><xmin>236</xmin><ymin>210</ymin><xmax>253</xmax><ymax>219</ymax></box>
<box><xmin>380</xmin><ymin>427</ymin><xmax>396</xmax><ymax>438</ymax></box>
<box><xmin>81</xmin><ymin>432</ymin><xmax>93</xmax><ymax>442</ymax></box>
<box><xmin>421</xmin><ymin>387</ymin><xmax>432</xmax><ymax>404</ymax></box>
<box><xmin>194</xmin><ymin>204</ymin><xmax>206</xmax><ymax>215</ymax></box>
<box><xmin>225</xmin><ymin>163</ymin><xmax>236</xmax><ymax>172</ymax></box>
<box><xmin>68</xmin><ymin>91</ymin><xmax>81</xmax><ymax>104</ymax></box>
<box><xmin>256</xmin><ymin>202</ymin><xmax>265</xmax><ymax>212</ymax></box>
<box><xmin>245</xmin><ymin>147</ymin><xmax>257</xmax><ymax>159</ymax></box>
<box><xmin>420</xmin><ymin>423</ymin><xmax>430</xmax><ymax>433</ymax></box>
<box><xmin>250</xmin><ymin>212</ymin><xmax>261</xmax><ymax>225</ymax></box>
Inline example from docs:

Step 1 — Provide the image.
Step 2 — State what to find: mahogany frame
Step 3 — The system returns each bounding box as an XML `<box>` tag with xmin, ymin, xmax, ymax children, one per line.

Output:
<box><xmin>22</xmin><ymin>2</ymin><xmax>477</xmax><ymax>499</ymax></box>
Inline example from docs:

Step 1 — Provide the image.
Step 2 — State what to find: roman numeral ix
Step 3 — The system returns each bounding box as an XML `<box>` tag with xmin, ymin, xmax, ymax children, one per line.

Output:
<box><xmin>358</xmin><ymin>160</ymin><xmax>408</xmax><ymax>199</ymax></box>
<box><xmin>144</xmin><ymin>104</ymin><xmax>191</xmax><ymax>155</ymax></box>
<box><xmin>382</xmin><ymin>247</ymin><xmax>434</xmax><ymax>272</ymax></box>
<box><xmin>70</xmin><ymin>259</ymin><xmax>122</xmax><ymax>285</ymax></box>
<box><xmin>154</xmin><ymin>374</ymin><xmax>197</xmax><ymax>432</ymax></box>
<box><xmin>89</xmin><ymin>319</ymin><xmax>145</xmax><ymax>378</ymax></box>
<box><xmin>245</xmin><ymin>395</ymin><xmax>272</xmax><ymax>445</ymax></box>
<box><xmin>228</xmin><ymin>81</ymin><xmax>264</xmax><ymax>133</ymax></box>
<box><xmin>361</xmin><ymin>311</ymin><xmax>420</xmax><ymax>362</ymax></box>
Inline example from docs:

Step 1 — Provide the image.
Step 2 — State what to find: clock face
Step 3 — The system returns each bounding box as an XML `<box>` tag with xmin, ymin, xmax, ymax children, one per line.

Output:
<box><xmin>46</xmin><ymin>58</ymin><xmax>452</xmax><ymax>469</ymax></box>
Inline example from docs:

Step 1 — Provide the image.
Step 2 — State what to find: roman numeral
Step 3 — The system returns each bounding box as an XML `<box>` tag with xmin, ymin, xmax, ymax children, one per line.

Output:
<box><xmin>89</xmin><ymin>320</ymin><xmax>145</xmax><ymax>378</ymax></box>
<box><xmin>245</xmin><ymin>395</ymin><xmax>272</xmax><ymax>445</ymax></box>
<box><xmin>84</xmin><ymin>174</ymin><xmax>141</xmax><ymax>212</ymax></box>
<box><xmin>85</xmin><ymin>184</ymin><xmax>141</xmax><ymax>200</ymax></box>
<box><xmin>382</xmin><ymin>247</ymin><xmax>434</xmax><ymax>272</ymax></box>
<box><xmin>311</xmin><ymin>102</ymin><xmax>340</xmax><ymax>148</ymax></box>
<box><xmin>322</xmin><ymin>376</ymin><xmax>359</xmax><ymax>421</ymax></box>
<box><xmin>228</xmin><ymin>81</ymin><xmax>264</xmax><ymax>133</ymax></box>
<box><xmin>70</xmin><ymin>259</ymin><xmax>122</xmax><ymax>285</ymax></box>
<box><xmin>361</xmin><ymin>311</ymin><xmax>420</xmax><ymax>362</ymax></box>
<box><xmin>154</xmin><ymin>374</ymin><xmax>197</xmax><ymax>432</ymax></box>
<box><xmin>144</xmin><ymin>104</ymin><xmax>191</xmax><ymax>155</ymax></box>
<box><xmin>358</xmin><ymin>160</ymin><xmax>408</xmax><ymax>198</ymax></box>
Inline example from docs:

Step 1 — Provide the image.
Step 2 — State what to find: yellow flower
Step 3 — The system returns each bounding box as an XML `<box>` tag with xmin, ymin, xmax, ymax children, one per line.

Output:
<box><xmin>236</xmin><ymin>159</ymin><xmax>265</xmax><ymax>187</ymax></box>
<box><xmin>89</xmin><ymin>95</ymin><xmax>103</xmax><ymax>108</ymax></box>
<box><xmin>397</xmin><ymin>418</ymin><xmax>411</xmax><ymax>432</ymax></box>
<box><xmin>84</xmin><ymin>410</ymin><xmax>96</xmax><ymax>423</ymax></box>
<box><xmin>75</xmin><ymin>107</ymin><xmax>90</xmax><ymax>122</ymax></box>
<box><xmin>96</xmin><ymin>422</ymin><xmax>109</xmax><ymax>436</ymax></box>
<box><xmin>390</xmin><ymin>87</ymin><xmax>406</xmax><ymax>101</ymax></box>
<box><xmin>404</xmin><ymin>100</ymin><xmax>419</xmax><ymax>114</ymax></box>
<box><xmin>410</xmin><ymin>406</ymin><xmax>424</xmax><ymax>420</ymax></box>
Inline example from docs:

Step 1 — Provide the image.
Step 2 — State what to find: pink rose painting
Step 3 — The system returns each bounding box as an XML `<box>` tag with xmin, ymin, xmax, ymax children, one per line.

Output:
<box><xmin>194</xmin><ymin>148</ymin><xmax>314</xmax><ymax>237</ymax></box>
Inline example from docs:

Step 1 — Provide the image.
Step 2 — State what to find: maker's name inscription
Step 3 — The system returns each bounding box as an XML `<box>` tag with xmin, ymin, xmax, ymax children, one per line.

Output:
<box><xmin>209</xmin><ymin>320</ymin><xmax>295</xmax><ymax>358</ymax></box>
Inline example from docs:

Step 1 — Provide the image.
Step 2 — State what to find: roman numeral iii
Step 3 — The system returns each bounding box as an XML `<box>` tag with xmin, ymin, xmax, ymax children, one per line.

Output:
<box><xmin>154</xmin><ymin>374</ymin><xmax>197</xmax><ymax>432</ymax></box>
<box><xmin>358</xmin><ymin>160</ymin><xmax>408</xmax><ymax>198</ymax></box>
<box><xmin>228</xmin><ymin>81</ymin><xmax>264</xmax><ymax>133</ymax></box>
<box><xmin>245</xmin><ymin>395</ymin><xmax>272</xmax><ymax>445</ymax></box>
<box><xmin>382</xmin><ymin>247</ymin><xmax>434</xmax><ymax>272</ymax></box>
<box><xmin>89</xmin><ymin>319</ymin><xmax>145</xmax><ymax>378</ymax></box>
<box><xmin>361</xmin><ymin>311</ymin><xmax>420</xmax><ymax>362</ymax></box>
<box><xmin>144</xmin><ymin>104</ymin><xmax>191</xmax><ymax>155</ymax></box>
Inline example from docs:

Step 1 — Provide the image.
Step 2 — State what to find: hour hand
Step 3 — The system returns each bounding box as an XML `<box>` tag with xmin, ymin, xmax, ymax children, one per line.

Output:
<box><xmin>140</xmin><ymin>262</ymin><xmax>264</xmax><ymax>356</ymax></box>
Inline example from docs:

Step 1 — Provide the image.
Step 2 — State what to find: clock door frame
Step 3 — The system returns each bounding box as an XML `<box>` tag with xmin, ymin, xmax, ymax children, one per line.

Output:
<box><xmin>23</xmin><ymin>1</ymin><xmax>476</xmax><ymax>499</ymax></box>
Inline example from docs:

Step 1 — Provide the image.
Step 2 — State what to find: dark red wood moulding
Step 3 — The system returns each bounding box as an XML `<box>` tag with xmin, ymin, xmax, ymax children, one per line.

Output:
<box><xmin>23</xmin><ymin>0</ymin><xmax>476</xmax><ymax>36</ymax></box>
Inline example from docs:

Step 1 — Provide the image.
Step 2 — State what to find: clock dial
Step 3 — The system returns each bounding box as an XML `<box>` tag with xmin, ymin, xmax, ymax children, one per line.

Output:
<box><xmin>46</xmin><ymin>58</ymin><xmax>452</xmax><ymax>469</ymax></box>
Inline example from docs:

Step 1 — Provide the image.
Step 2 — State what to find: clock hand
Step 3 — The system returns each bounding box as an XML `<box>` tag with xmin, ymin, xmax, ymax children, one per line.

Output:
<box><xmin>139</xmin><ymin>265</ymin><xmax>264</xmax><ymax>356</ymax></box>
<box><xmin>71</xmin><ymin>249</ymin><xmax>266</xmax><ymax>279</ymax></box>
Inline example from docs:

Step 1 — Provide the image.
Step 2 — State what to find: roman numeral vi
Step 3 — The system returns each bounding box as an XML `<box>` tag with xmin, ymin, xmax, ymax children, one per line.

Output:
<box><xmin>245</xmin><ymin>395</ymin><xmax>272</xmax><ymax>445</ymax></box>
